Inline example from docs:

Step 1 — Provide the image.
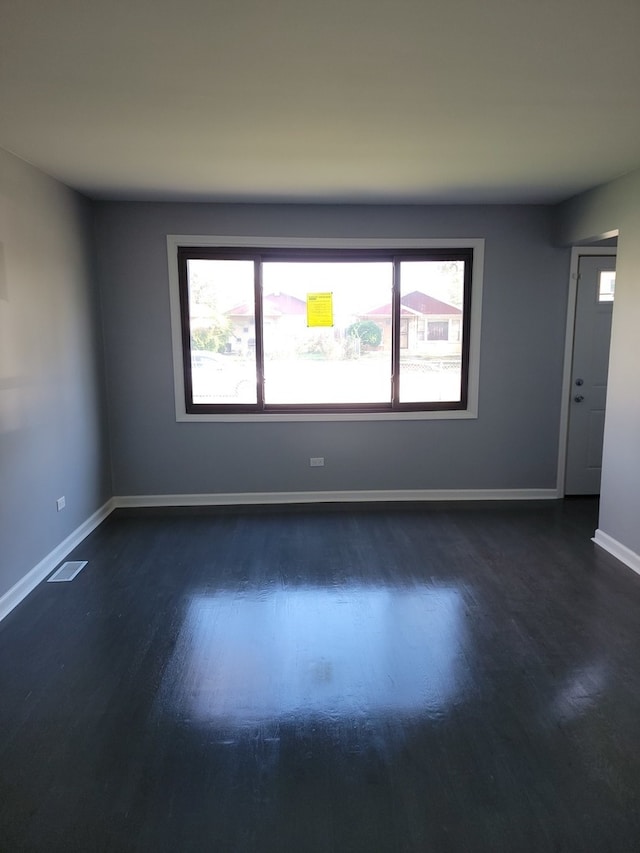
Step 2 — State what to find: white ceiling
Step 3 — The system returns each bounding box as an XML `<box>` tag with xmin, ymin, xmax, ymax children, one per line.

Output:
<box><xmin>1</xmin><ymin>0</ymin><xmax>639</xmax><ymax>204</ymax></box>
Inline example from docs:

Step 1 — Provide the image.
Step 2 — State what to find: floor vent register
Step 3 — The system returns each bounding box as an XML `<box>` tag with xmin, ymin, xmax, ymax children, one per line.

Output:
<box><xmin>47</xmin><ymin>561</ymin><xmax>88</xmax><ymax>582</ymax></box>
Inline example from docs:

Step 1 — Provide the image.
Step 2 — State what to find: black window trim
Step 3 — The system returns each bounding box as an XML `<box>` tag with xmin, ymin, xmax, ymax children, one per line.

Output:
<box><xmin>177</xmin><ymin>245</ymin><xmax>473</xmax><ymax>416</ymax></box>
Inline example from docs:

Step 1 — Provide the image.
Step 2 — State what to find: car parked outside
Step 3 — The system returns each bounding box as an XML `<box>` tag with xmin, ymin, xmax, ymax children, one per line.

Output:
<box><xmin>190</xmin><ymin>350</ymin><xmax>255</xmax><ymax>401</ymax></box>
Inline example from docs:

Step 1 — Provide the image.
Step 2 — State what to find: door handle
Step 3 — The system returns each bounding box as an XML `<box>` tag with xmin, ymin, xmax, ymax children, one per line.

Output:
<box><xmin>574</xmin><ymin>395</ymin><xmax>584</xmax><ymax>403</ymax></box>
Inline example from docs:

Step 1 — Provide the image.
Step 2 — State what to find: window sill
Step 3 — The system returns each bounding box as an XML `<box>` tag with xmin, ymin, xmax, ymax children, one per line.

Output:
<box><xmin>175</xmin><ymin>408</ymin><xmax>478</xmax><ymax>423</ymax></box>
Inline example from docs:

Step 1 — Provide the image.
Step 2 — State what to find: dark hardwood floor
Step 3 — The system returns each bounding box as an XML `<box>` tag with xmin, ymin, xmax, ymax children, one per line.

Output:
<box><xmin>2</xmin><ymin>499</ymin><xmax>640</xmax><ymax>852</ymax></box>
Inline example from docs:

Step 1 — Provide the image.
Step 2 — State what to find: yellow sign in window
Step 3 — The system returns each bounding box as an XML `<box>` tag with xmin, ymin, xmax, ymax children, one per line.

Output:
<box><xmin>306</xmin><ymin>292</ymin><xmax>334</xmax><ymax>327</ymax></box>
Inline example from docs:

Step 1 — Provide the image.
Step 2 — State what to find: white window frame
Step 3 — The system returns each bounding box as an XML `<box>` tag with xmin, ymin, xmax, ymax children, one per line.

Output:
<box><xmin>167</xmin><ymin>235</ymin><xmax>484</xmax><ymax>422</ymax></box>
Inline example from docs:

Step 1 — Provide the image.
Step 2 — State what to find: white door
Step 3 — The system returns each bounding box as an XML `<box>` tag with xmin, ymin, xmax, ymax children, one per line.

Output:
<box><xmin>565</xmin><ymin>255</ymin><xmax>616</xmax><ymax>495</ymax></box>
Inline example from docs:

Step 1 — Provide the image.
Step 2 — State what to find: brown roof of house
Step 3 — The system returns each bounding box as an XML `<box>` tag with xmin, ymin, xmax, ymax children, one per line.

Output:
<box><xmin>402</xmin><ymin>291</ymin><xmax>461</xmax><ymax>315</ymax></box>
<box><xmin>366</xmin><ymin>290</ymin><xmax>461</xmax><ymax>317</ymax></box>
<box><xmin>226</xmin><ymin>292</ymin><xmax>307</xmax><ymax>317</ymax></box>
<box><xmin>365</xmin><ymin>303</ymin><xmax>420</xmax><ymax>317</ymax></box>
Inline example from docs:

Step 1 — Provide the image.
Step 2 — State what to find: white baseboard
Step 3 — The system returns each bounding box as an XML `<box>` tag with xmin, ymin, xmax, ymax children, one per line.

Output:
<box><xmin>114</xmin><ymin>488</ymin><xmax>559</xmax><ymax>508</ymax></box>
<box><xmin>0</xmin><ymin>498</ymin><xmax>116</xmax><ymax>624</ymax></box>
<box><xmin>593</xmin><ymin>529</ymin><xmax>640</xmax><ymax>577</ymax></box>
<box><xmin>0</xmin><ymin>489</ymin><xmax>561</xmax><ymax>624</ymax></box>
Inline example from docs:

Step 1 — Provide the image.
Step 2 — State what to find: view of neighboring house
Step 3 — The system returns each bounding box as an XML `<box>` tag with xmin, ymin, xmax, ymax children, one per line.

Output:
<box><xmin>223</xmin><ymin>289</ymin><xmax>462</xmax><ymax>359</ymax></box>
<box><xmin>362</xmin><ymin>291</ymin><xmax>462</xmax><ymax>357</ymax></box>
<box><xmin>225</xmin><ymin>292</ymin><xmax>307</xmax><ymax>355</ymax></box>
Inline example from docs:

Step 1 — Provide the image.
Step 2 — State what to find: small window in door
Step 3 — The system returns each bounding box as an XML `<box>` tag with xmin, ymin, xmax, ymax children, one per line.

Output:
<box><xmin>598</xmin><ymin>271</ymin><xmax>616</xmax><ymax>302</ymax></box>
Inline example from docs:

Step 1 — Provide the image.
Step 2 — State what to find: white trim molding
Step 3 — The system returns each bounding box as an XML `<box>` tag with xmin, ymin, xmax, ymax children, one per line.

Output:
<box><xmin>1</xmin><ymin>488</ymin><xmax>561</xmax><ymax>624</ymax></box>
<box><xmin>0</xmin><ymin>499</ymin><xmax>116</xmax><ymax>623</ymax></box>
<box><xmin>115</xmin><ymin>488</ymin><xmax>559</xmax><ymax>509</ymax></box>
<box><xmin>166</xmin><ymin>235</ymin><xmax>484</xmax><ymax>423</ymax></box>
<box><xmin>593</xmin><ymin>529</ymin><xmax>640</xmax><ymax>577</ymax></box>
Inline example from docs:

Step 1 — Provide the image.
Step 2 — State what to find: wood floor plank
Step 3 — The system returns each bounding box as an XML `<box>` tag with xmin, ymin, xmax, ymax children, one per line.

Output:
<box><xmin>1</xmin><ymin>499</ymin><xmax>640</xmax><ymax>851</ymax></box>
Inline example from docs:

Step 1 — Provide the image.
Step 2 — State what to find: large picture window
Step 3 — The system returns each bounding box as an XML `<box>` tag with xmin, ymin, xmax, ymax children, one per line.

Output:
<box><xmin>176</xmin><ymin>246</ymin><xmax>473</xmax><ymax>415</ymax></box>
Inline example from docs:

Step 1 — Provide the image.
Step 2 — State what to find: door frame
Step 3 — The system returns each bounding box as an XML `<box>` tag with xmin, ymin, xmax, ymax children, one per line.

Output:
<box><xmin>556</xmin><ymin>246</ymin><xmax>617</xmax><ymax>496</ymax></box>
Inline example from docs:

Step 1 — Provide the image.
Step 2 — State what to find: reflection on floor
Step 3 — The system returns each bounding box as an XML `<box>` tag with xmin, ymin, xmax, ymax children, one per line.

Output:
<box><xmin>164</xmin><ymin>586</ymin><xmax>463</xmax><ymax>723</ymax></box>
<box><xmin>2</xmin><ymin>498</ymin><xmax>640</xmax><ymax>852</ymax></box>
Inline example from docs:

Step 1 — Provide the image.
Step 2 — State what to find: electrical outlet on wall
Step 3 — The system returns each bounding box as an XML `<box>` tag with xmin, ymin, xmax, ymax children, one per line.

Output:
<box><xmin>56</xmin><ymin>496</ymin><xmax>66</xmax><ymax>512</ymax></box>
<box><xmin>309</xmin><ymin>457</ymin><xmax>325</xmax><ymax>467</ymax></box>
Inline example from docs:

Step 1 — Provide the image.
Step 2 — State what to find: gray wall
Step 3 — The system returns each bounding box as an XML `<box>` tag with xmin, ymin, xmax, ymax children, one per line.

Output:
<box><xmin>0</xmin><ymin>149</ymin><xmax>111</xmax><ymax>599</ymax></box>
<box><xmin>557</xmin><ymin>168</ymin><xmax>640</xmax><ymax>557</ymax></box>
<box><xmin>94</xmin><ymin>202</ymin><xmax>570</xmax><ymax>497</ymax></box>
